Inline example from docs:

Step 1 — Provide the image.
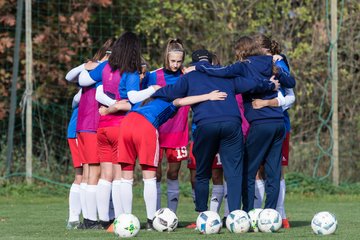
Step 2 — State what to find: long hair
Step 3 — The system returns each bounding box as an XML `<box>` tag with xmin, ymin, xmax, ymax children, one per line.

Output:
<box><xmin>90</xmin><ymin>38</ymin><xmax>115</xmax><ymax>62</ymax></box>
<box><xmin>234</xmin><ymin>36</ymin><xmax>264</xmax><ymax>61</ymax></box>
<box><xmin>163</xmin><ymin>38</ymin><xmax>185</xmax><ymax>70</ymax></box>
<box><xmin>253</xmin><ymin>34</ymin><xmax>282</xmax><ymax>55</ymax></box>
<box><xmin>211</xmin><ymin>52</ymin><xmax>221</xmax><ymax>66</ymax></box>
<box><xmin>108</xmin><ymin>32</ymin><xmax>142</xmax><ymax>74</ymax></box>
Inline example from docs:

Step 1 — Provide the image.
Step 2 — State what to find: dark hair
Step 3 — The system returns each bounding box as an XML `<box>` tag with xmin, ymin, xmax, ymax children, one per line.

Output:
<box><xmin>234</xmin><ymin>36</ymin><xmax>264</xmax><ymax>61</ymax></box>
<box><xmin>253</xmin><ymin>34</ymin><xmax>282</xmax><ymax>55</ymax></box>
<box><xmin>237</xmin><ymin>35</ymin><xmax>278</xmax><ymax>75</ymax></box>
<box><xmin>90</xmin><ymin>38</ymin><xmax>115</xmax><ymax>62</ymax></box>
<box><xmin>108</xmin><ymin>32</ymin><xmax>142</xmax><ymax>74</ymax></box>
<box><xmin>211</xmin><ymin>52</ymin><xmax>221</xmax><ymax>65</ymax></box>
<box><xmin>163</xmin><ymin>38</ymin><xmax>185</xmax><ymax>70</ymax></box>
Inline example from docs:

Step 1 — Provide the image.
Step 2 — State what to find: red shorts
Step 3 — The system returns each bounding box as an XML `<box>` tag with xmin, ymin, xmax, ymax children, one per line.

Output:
<box><xmin>118</xmin><ymin>112</ymin><xmax>159</xmax><ymax>168</ymax></box>
<box><xmin>97</xmin><ymin>126</ymin><xmax>120</xmax><ymax>163</ymax></box>
<box><xmin>281</xmin><ymin>132</ymin><xmax>290</xmax><ymax>166</ymax></box>
<box><xmin>77</xmin><ymin>132</ymin><xmax>99</xmax><ymax>164</ymax></box>
<box><xmin>158</xmin><ymin>146</ymin><xmax>189</xmax><ymax>163</ymax></box>
<box><xmin>67</xmin><ymin>138</ymin><xmax>81</xmax><ymax>168</ymax></box>
<box><xmin>187</xmin><ymin>142</ymin><xmax>222</xmax><ymax>170</ymax></box>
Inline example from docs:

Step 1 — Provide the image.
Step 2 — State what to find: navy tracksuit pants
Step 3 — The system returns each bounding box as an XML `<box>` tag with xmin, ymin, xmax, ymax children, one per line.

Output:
<box><xmin>193</xmin><ymin>121</ymin><xmax>243</xmax><ymax>212</ymax></box>
<box><xmin>242</xmin><ymin>121</ymin><xmax>285</xmax><ymax>212</ymax></box>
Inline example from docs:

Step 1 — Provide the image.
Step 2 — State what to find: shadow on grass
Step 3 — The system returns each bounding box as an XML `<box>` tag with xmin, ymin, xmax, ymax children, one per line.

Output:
<box><xmin>177</xmin><ymin>221</ymin><xmax>196</xmax><ymax>228</ymax></box>
<box><xmin>290</xmin><ymin>221</ymin><xmax>310</xmax><ymax>228</ymax></box>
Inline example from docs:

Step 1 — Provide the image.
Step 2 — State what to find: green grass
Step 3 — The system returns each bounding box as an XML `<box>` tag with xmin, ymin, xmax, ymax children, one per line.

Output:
<box><xmin>0</xmin><ymin>187</ymin><xmax>359</xmax><ymax>240</ymax></box>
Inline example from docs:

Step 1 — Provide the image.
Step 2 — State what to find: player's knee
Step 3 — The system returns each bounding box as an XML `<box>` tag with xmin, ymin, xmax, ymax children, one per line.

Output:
<box><xmin>101</xmin><ymin>171</ymin><xmax>113</xmax><ymax>182</ymax></box>
<box><xmin>74</xmin><ymin>176</ymin><xmax>82</xmax><ymax>185</ymax></box>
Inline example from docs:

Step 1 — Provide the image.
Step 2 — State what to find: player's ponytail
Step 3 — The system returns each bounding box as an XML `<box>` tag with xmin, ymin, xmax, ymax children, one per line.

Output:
<box><xmin>164</xmin><ymin>38</ymin><xmax>185</xmax><ymax>69</ymax></box>
<box><xmin>270</xmin><ymin>40</ymin><xmax>282</xmax><ymax>55</ymax></box>
<box><xmin>90</xmin><ymin>37</ymin><xmax>115</xmax><ymax>62</ymax></box>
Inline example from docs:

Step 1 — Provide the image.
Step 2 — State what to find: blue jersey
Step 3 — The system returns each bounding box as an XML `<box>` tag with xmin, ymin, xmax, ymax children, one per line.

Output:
<box><xmin>118</xmin><ymin>71</ymin><xmax>143</xmax><ymax>109</ymax></box>
<box><xmin>153</xmin><ymin>61</ymin><xmax>275</xmax><ymax>127</ymax></box>
<box><xmin>275</xmin><ymin>59</ymin><xmax>292</xmax><ymax>132</ymax></box>
<box><xmin>67</xmin><ymin>107</ymin><xmax>78</xmax><ymax>139</ymax></box>
<box><xmin>89</xmin><ymin>61</ymin><xmax>108</xmax><ymax>84</ymax></box>
<box><xmin>132</xmin><ymin>98</ymin><xmax>178</xmax><ymax>129</ymax></box>
<box><xmin>149</xmin><ymin>68</ymin><xmax>181</xmax><ymax>86</ymax></box>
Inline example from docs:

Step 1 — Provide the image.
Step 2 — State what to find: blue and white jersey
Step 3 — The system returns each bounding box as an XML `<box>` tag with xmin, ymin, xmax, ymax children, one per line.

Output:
<box><xmin>132</xmin><ymin>98</ymin><xmax>178</xmax><ymax>129</ymax></box>
<box><xmin>67</xmin><ymin>107</ymin><xmax>78</xmax><ymax>139</ymax></box>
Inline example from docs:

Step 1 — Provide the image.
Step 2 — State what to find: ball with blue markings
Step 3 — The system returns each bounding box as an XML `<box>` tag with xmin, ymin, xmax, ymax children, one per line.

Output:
<box><xmin>196</xmin><ymin>211</ymin><xmax>222</xmax><ymax>234</ymax></box>
<box><xmin>311</xmin><ymin>211</ymin><xmax>337</xmax><ymax>235</ymax></box>
<box><xmin>226</xmin><ymin>210</ymin><xmax>251</xmax><ymax>233</ymax></box>
<box><xmin>257</xmin><ymin>208</ymin><xmax>282</xmax><ymax>233</ymax></box>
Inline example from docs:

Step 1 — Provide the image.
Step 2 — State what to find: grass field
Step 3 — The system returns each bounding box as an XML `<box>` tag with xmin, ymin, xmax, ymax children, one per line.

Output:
<box><xmin>0</xmin><ymin>186</ymin><xmax>359</xmax><ymax>240</ymax></box>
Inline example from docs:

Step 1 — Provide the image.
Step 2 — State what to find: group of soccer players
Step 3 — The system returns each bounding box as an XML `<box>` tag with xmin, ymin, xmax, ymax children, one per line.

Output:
<box><xmin>65</xmin><ymin>31</ymin><xmax>295</xmax><ymax>231</ymax></box>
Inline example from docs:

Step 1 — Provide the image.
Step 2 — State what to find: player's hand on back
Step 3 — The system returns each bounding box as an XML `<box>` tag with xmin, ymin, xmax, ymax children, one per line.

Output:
<box><xmin>151</xmin><ymin>85</ymin><xmax>162</xmax><ymax>91</ymax></box>
<box><xmin>252</xmin><ymin>99</ymin><xmax>267</xmax><ymax>109</ymax></box>
<box><xmin>270</xmin><ymin>76</ymin><xmax>280</xmax><ymax>91</ymax></box>
<box><xmin>99</xmin><ymin>106</ymin><xmax>108</xmax><ymax>116</ymax></box>
<box><xmin>273</xmin><ymin>54</ymin><xmax>283</xmax><ymax>62</ymax></box>
<box><xmin>207</xmin><ymin>90</ymin><xmax>227</xmax><ymax>101</ymax></box>
<box><xmin>183</xmin><ymin>66</ymin><xmax>196</xmax><ymax>74</ymax></box>
<box><xmin>84</xmin><ymin>61</ymin><xmax>99</xmax><ymax>70</ymax></box>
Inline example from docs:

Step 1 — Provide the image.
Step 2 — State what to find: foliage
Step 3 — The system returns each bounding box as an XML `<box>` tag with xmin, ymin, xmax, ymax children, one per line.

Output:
<box><xmin>0</xmin><ymin>0</ymin><xmax>359</xmax><ymax>182</ymax></box>
<box><xmin>285</xmin><ymin>172</ymin><xmax>360</xmax><ymax>195</ymax></box>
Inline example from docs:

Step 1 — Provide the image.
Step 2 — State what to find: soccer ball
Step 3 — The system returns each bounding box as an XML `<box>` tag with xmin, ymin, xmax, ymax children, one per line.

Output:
<box><xmin>257</xmin><ymin>208</ymin><xmax>282</xmax><ymax>233</ymax></box>
<box><xmin>311</xmin><ymin>211</ymin><xmax>337</xmax><ymax>235</ymax></box>
<box><xmin>152</xmin><ymin>208</ymin><xmax>179</xmax><ymax>232</ymax></box>
<box><xmin>225</xmin><ymin>210</ymin><xmax>251</xmax><ymax>233</ymax></box>
<box><xmin>248</xmin><ymin>208</ymin><xmax>263</xmax><ymax>232</ymax></box>
<box><xmin>196</xmin><ymin>211</ymin><xmax>222</xmax><ymax>234</ymax></box>
<box><xmin>113</xmin><ymin>213</ymin><xmax>140</xmax><ymax>238</ymax></box>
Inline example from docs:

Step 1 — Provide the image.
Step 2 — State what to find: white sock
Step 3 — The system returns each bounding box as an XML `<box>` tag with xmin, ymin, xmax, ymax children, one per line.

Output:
<box><xmin>120</xmin><ymin>178</ymin><xmax>133</xmax><ymax>214</ymax></box>
<box><xmin>96</xmin><ymin>179</ymin><xmax>111</xmax><ymax>222</ymax></box>
<box><xmin>86</xmin><ymin>184</ymin><xmax>98</xmax><ymax>221</ymax></box>
<box><xmin>109</xmin><ymin>194</ymin><xmax>115</xmax><ymax>220</ymax></box>
<box><xmin>79</xmin><ymin>183</ymin><xmax>88</xmax><ymax>219</ymax></box>
<box><xmin>191</xmin><ymin>188</ymin><xmax>196</xmax><ymax>204</ymax></box>
<box><xmin>68</xmin><ymin>183</ymin><xmax>81</xmax><ymax>222</ymax></box>
<box><xmin>167</xmin><ymin>179</ymin><xmax>180</xmax><ymax>213</ymax></box>
<box><xmin>276</xmin><ymin>179</ymin><xmax>287</xmax><ymax>219</ymax></box>
<box><xmin>144</xmin><ymin>178</ymin><xmax>157</xmax><ymax>220</ymax></box>
<box><xmin>112</xmin><ymin>180</ymin><xmax>123</xmax><ymax>218</ymax></box>
<box><xmin>254</xmin><ymin>179</ymin><xmax>265</xmax><ymax>208</ymax></box>
<box><xmin>156</xmin><ymin>181</ymin><xmax>161</xmax><ymax>210</ymax></box>
<box><xmin>223</xmin><ymin>182</ymin><xmax>229</xmax><ymax>217</ymax></box>
<box><xmin>209</xmin><ymin>185</ymin><xmax>224</xmax><ymax>213</ymax></box>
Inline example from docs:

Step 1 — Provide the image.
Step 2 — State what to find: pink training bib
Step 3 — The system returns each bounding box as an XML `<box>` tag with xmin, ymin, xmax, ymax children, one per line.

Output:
<box><xmin>236</xmin><ymin>94</ymin><xmax>250</xmax><ymax>139</ymax></box>
<box><xmin>156</xmin><ymin>69</ymin><xmax>189</xmax><ymax>148</ymax></box>
<box><xmin>98</xmin><ymin>64</ymin><xmax>126</xmax><ymax>128</ymax></box>
<box><xmin>77</xmin><ymin>85</ymin><xmax>100</xmax><ymax>132</ymax></box>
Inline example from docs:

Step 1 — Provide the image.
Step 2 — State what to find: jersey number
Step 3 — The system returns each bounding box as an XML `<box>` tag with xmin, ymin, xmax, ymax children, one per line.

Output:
<box><xmin>176</xmin><ymin>147</ymin><xmax>188</xmax><ymax>159</ymax></box>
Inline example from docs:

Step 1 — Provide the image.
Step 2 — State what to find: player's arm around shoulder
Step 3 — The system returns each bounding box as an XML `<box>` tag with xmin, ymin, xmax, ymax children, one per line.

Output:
<box><xmin>173</xmin><ymin>90</ymin><xmax>227</xmax><ymax>107</ymax></box>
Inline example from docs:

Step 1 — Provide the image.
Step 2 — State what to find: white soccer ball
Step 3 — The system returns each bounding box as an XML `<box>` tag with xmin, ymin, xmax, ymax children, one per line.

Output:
<box><xmin>113</xmin><ymin>213</ymin><xmax>140</xmax><ymax>238</ymax></box>
<box><xmin>248</xmin><ymin>208</ymin><xmax>263</xmax><ymax>232</ymax></box>
<box><xmin>311</xmin><ymin>211</ymin><xmax>337</xmax><ymax>235</ymax></box>
<box><xmin>196</xmin><ymin>211</ymin><xmax>222</xmax><ymax>234</ymax></box>
<box><xmin>257</xmin><ymin>208</ymin><xmax>282</xmax><ymax>233</ymax></box>
<box><xmin>225</xmin><ymin>210</ymin><xmax>251</xmax><ymax>233</ymax></box>
<box><xmin>152</xmin><ymin>208</ymin><xmax>179</xmax><ymax>232</ymax></box>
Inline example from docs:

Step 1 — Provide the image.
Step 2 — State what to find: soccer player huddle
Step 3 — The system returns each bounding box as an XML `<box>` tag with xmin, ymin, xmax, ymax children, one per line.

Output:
<box><xmin>65</xmin><ymin>31</ymin><xmax>296</xmax><ymax>232</ymax></box>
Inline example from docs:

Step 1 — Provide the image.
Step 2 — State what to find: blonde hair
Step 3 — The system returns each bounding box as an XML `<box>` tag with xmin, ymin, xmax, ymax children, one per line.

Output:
<box><xmin>163</xmin><ymin>38</ymin><xmax>185</xmax><ymax>70</ymax></box>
